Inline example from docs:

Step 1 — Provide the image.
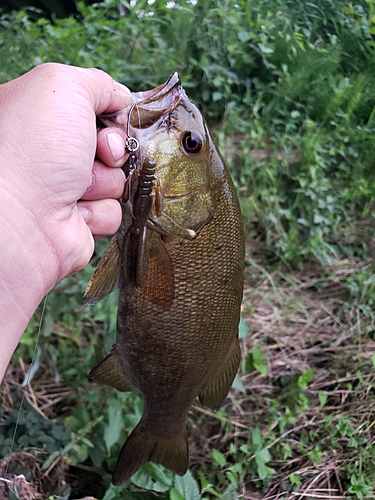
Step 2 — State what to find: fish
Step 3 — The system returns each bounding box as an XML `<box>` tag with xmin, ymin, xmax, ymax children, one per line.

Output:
<box><xmin>83</xmin><ymin>73</ymin><xmax>244</xmax><ymax>485</ymax></box>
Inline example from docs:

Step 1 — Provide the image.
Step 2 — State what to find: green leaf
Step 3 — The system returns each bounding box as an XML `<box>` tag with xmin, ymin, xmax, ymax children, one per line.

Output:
<box><xmin>173</xmin><ymin>470</ymin><xmax>200</xmax><ymax>500</ymax></box>
<box><xmin>318</xmin><ymin>392</ymin><xmax>327</xmax><ymax>407</ymax></box>
<box><xmin>238</xmin><ymin>316</ymin><xmax>249</xmax><ymax>338</ymax></box>
<box><xmin>51</xmin><ymin>425</ymin><xmax>71</xmax><ymax>442</ymax></box>
<box><xmin>102</xmin><ymin>483</ymin><xmax>131</xmax><ymax>500</ymax></box>
<box><xmin>104</xmin><ymin>396</ymin><xmax>125</xmax><ymax>453</ymax></box>
<box><xmin>251</xmin><ymin>427</ymin><xmax>262</xmax><ymax>450</ymax></box>
<box><xmin>238</xmin><ymin>30</ymin><xmax>251</xmax><ymax>43</ymax></box>
<box><xmin>255</xmin><ymin>457</ymin><xmax>269</xmax><ymax>480</ymax></box>
<box><xmin>256</xmin><ymin>447</ymin><xmax>271</xmax><ymax>463</ymax></box>
<box><xmin>252</xmin><ymin>348</ymin><xmax>268</xmax><ymax>376</ymax></box>
<box><xmin>221</xmin><ymin>484</ymin><xmax>238</xmax><ymax>500</ymax></box>
<box><xmin>231</xmin><ymin>374</ymin><xmax>245</xmax><ymax>394</ymax></box>
<box><xmin>289</xmin><ymin>473</ymin><xmax>303</xmax><ymax>485</ymax></box>
<box><xmin>103</xmin><ymin>485</ymin><xmax>163</xmax><ymax>500</ymax></box>
<box><xmin>170</xmin><ymin>489</ymin><xmax>185</xmax><ymax>500</ymax></box>
<box><xmin>64</xmin><ymin>416</ymin><xmax>82</xmax><ymax>433</ymax></box>
<box><xmin>89</xmin><ymin>445</ymin><xmax>104</xmax><ymax>468</ymax></box>
<box><xmin>71</xmin><ymin>442</ymin><xmax>89</xmax><ymax>463</ymax></box>
<box><xmin>212</xmin><ymin>448</ymin><xmax>226</xmax><ymax>467</ymax></box>
<box><xmin>297</xmin><ymin>369</ymin><xmax>314</xmax><ymax>389</ymax></box>
<box><xmin>258</xmin><ymin>43</ymin><xmax>274</xmax><ymax>53</ymax></box>
<box><xmin>198</xmin><ymin>471</ymin><xmax>208</xmax><ymax>491</ymax></box>
<box><xmin>131</xmin><ymin>463</ymin><xmax>173</xmax><ymax>492</ymax></box>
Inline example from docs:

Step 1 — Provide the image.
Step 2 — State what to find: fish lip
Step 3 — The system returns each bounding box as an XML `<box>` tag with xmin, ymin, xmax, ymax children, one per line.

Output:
<box><xmin>97</xmin><ymin>73</ymin><xmax>183</xmax><ymax>130</ymax></box>
<box><xmin>133</xmin><ymin>72</ymin><xmax>181</xmax><ymax>105</ymax></box>
<box><xmin>129</xmin><ymin>73</ymin><xmax>183</xmax><ymax>127</ymax></box>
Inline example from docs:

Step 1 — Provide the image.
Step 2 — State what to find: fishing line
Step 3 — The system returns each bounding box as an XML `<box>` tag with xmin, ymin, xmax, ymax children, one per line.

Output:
<box><xmin>6</xmin><ymin>294</ymin><xmax>48</xmax><ymax>473</ymax></box>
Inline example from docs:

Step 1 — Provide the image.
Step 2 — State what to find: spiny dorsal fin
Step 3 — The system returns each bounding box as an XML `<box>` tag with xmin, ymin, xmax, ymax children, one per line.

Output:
<box><xmin>89</xmin><ymin>347</ymin><xmax>134</xmax><ymax>392</ymax></box>
<box><xmin>142</xmin><ymin>236</ymin><xmax>174</xmax><ymax>309</ymax></box>
<box><xmin>83</xmin><ymin>235</ymin><xmax>120</xmax><ymax>305</ymax></box>
<box><xmin>198</xmin><ymin>338</ymin><xmax>241</xmax><ymax>410</ymax></box>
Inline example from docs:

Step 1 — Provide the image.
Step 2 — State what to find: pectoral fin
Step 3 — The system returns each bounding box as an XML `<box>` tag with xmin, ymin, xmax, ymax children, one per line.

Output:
<box><xmin>83</xmin><ymin>235</ymin><xmax>120</xmax><ymax>305</ymax></box>
<box><xmin>198</xmin><ymin>338</ymin><xmax>241</xmax><ymax>410</ymax></box>
<box><xmin>142</xmin><ymin>235</ymin><xmax>174</xmax><ymax>309</ymax></box>
<box><xmin>89</xmin><ymin>348</ymin><xmax>134</xmax><ymax>392</ymax></box>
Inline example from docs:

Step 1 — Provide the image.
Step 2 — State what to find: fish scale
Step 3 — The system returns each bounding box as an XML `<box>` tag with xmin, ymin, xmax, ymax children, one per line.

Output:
<box><xmin>83</xmin><ymin>73</ymin><xmax>244</xmax><ymax>485</ymax></box>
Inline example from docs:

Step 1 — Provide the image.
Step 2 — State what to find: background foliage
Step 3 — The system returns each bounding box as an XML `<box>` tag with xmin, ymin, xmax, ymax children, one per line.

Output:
<box><xmin>2</xmin><ymin>0</ymin><xmax>375</xmax><ymax>499</ymax></box>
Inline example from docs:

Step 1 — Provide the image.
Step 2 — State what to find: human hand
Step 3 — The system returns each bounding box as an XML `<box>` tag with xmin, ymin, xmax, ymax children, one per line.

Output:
<box><xmin>0</xmin><ymin>63</ymin><xmax>132</xmax><ymax>379</ymax></box>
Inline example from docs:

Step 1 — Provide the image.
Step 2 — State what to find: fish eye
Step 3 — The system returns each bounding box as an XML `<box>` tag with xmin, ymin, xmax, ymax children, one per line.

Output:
<box><xmin>181</xmin><ymin>131</ymin><xmax>204</xmax><ymax>154</ymax></box>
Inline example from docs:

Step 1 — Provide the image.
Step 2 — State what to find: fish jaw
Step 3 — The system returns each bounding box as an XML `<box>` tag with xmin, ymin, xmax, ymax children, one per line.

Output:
<box><xmin>97</xmin><ymin>73</ymin><xmax>182</xmax><ymax>131</ymax></box>
<box><xmin>132</xmin><ymin>72</ymin><xmax>181</xmax><ymax>108</ymax></box>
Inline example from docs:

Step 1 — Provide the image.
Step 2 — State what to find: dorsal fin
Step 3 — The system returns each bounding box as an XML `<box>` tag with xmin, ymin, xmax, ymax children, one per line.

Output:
<box><xmin>198</xmin><ymin>338</ymin><xmax>241</xmax><ymax>410</ymax></box>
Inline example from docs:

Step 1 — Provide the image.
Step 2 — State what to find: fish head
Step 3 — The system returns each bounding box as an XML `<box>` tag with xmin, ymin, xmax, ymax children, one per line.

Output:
<box><xmin>101</xmin><ymin>74</ymin><xmax>216</xmax><ymax>240</ymax></box>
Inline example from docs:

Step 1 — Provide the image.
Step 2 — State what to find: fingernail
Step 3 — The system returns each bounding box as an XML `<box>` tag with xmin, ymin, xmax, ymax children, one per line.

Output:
<box><xmin>86</xmin><ymin>172</ymin><xmax>95</xmax><ymax>191</ymax></box>
<box><xmin>78</xmin><ymin>205</ymin><xmax>91</xmax><ymax>222</ymax></box>
<box><xmin>107</xmin><ymin>132</ymin><xmax>125</xmax><ymax>163</ymax></box>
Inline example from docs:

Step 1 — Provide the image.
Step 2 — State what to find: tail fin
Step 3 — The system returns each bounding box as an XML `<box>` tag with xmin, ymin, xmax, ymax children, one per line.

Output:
<box><xmin>112</xmin><ymin>423</ymin><xmax>188</xmax><ymax>485</ymax></box>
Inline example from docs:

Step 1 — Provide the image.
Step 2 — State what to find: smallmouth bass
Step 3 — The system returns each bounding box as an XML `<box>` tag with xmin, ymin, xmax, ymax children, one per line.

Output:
<box><xmin>84</xmin><ymin>73</ymin><xmax>244</xmax><ymax>485</ymax></box>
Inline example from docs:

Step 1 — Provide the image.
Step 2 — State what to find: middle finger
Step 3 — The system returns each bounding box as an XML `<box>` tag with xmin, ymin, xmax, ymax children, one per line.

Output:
<box><xmin>82</xmin><ymin>160</ymin><xmax>125</xmax><ymax>201</ymax></box>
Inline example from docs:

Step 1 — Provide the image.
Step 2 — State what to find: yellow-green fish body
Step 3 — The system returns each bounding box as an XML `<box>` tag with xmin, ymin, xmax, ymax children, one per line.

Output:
<box><xmin>84</xmin><ymin>73</ymin><xmax>244</xmax><ymax>485</ymax></box>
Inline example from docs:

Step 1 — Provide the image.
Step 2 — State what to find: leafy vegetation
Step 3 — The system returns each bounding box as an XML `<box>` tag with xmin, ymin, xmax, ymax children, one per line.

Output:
<box><xmin>2</xmin><ymin>0</ymin><xmax>375</xmax><ymax>498</ymax></box>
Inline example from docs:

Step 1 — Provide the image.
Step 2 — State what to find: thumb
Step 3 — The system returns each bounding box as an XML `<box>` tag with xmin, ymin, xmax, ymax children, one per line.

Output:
<box><xmin>74</xmin><ymin>66</ymin><xmax>133</xmax><ymax>115</ymax></box>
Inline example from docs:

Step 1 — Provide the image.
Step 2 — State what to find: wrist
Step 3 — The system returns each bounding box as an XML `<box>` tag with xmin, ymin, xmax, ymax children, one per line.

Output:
<box><xmin>0</xmin><ymin>183</ymin><xmax>59</xmax><ymax>299</ymax></box>
<box><xmin>0</xmin><ymin>185</ymin><xmax>59</xmax><ymax>380</ymax></box>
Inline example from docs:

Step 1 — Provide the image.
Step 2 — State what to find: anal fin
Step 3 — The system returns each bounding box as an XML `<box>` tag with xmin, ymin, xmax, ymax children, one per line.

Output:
<box><xmin>198</xmin><ymin>339</ymin><xmax>241</xmax><ymax>410</ymax></box>
<box><xmin>89</xmin><ymin>347</ymin><xmax>134</xmax><ymax>392</ymax></box>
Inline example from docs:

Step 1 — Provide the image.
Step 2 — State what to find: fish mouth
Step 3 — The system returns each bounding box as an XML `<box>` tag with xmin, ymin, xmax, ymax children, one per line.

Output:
<box><xmin>129</xmin><ymin>73</ymin><xmax>183</xmax><ymax>129</ymax></box>
<box><xmin>133</xmin><ymin>72</ymin><xmax>181</xmax><ymax>104</ymax></box>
